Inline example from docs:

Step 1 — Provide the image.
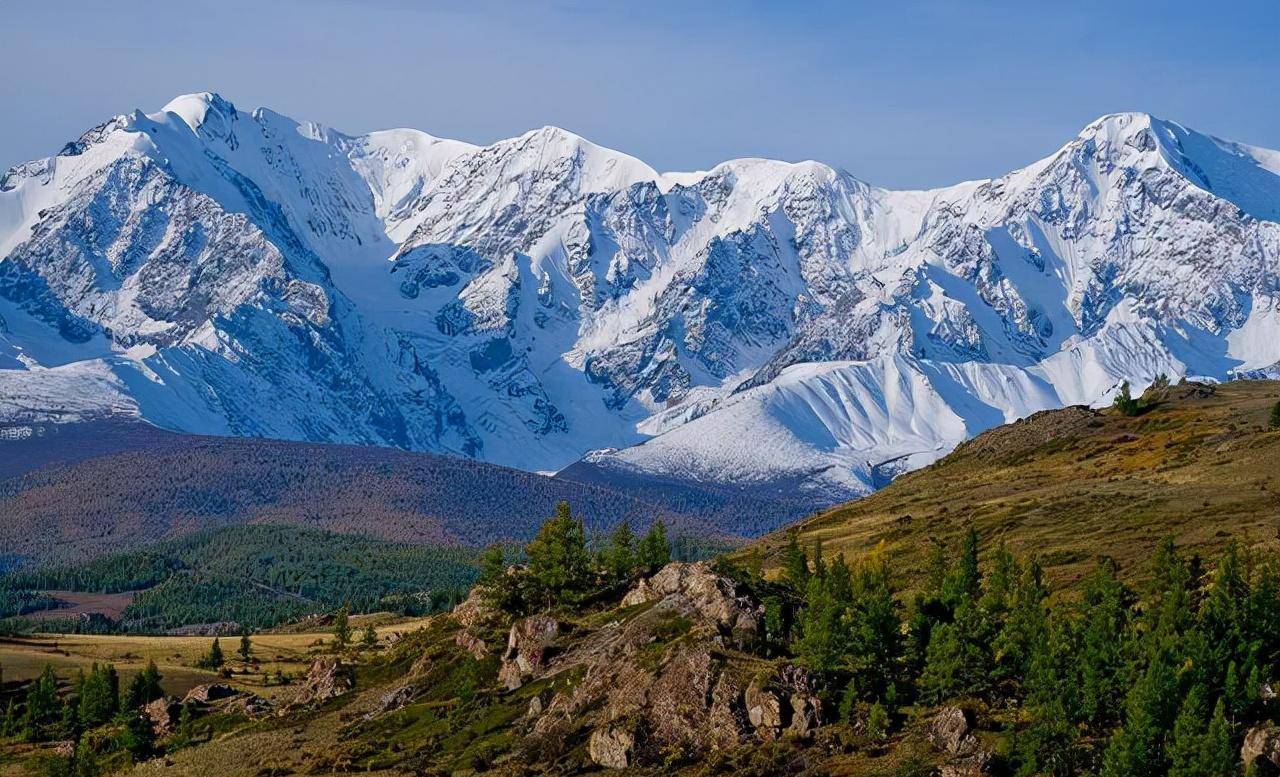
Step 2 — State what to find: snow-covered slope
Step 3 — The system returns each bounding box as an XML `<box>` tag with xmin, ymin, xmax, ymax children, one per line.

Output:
<box><xmin>2</xmin><ymin>97</ymin><xmax>1277</xmax><ymax>514</ymax></box>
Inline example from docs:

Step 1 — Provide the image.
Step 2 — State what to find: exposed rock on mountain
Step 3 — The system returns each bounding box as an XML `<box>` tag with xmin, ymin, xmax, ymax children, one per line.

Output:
<box><xmin>3</xmin><ymin>96</ymin><xmax>1278</xmax><ymax>513</ymax></box>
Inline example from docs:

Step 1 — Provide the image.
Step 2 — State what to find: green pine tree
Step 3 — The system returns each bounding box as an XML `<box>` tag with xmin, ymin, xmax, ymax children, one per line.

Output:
<box><xmin>526</xmin><ymin>502</ymin><xmax>592</xmax><ymax>608</ymax></box>
<box><xmin>1198</xmin><ymin>698</ymin><xmax>1234</xmax><ymax>777</ymax></box>
<box><xmin>22</xmin><ymin>664</ymin><xmax>61</xmax><ymax>741</ymax></box>
<box><xmin>361</xmin><ymin>623</ymin><xmax>378</xmax><ymax>648</ymax></box>
<box><xmin>200</xmin><ymin>638</ymin><xmax>225</xmax><ymax>669</ymax></box>
<box><xmin>602</xmin><ymin>521</ymin><xmax>636</xmax><ymax>580</ymax></box>
<box><xmin>1114</xmin><ymin>380</ymin><xmax>1140</xmax><ymax>416</ymax></box>
<box><xmin>333</xmin><ymin>605</ymin><xmax>352</xmax><ymax>648</ymax></box>
<box><xmin>784</xmin><ymin>532</ymin><xmax>810</xmax><ymax>590</ymax></box>
<box><xmin>637</xmin><ymin>520</ymin><xmax>670</xmax><ymax>572</ymax></box>
<box><xmin>1167</xmin><ymin>686</ymin><xmax>1208</xmax><ymax>777</ymax></box>
<box><xmin>238</xmin><ymin>631</ymin><xmax>253</xmax><ymax>662</ymax></box>
<box><xmin>1270</xmin><ymin>400</ymin><xmax>1280</xmax><ymax>429</ymax></box>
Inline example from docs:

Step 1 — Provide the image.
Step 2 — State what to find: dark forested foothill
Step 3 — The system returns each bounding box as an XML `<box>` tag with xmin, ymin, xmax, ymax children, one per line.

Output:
<box><xmin>0</xmin><ymin>524</ymin><xmax>479</xmax><ymax>632</ymax></box>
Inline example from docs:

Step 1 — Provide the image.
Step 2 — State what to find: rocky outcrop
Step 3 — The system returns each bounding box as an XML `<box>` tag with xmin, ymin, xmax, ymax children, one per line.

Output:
<box><xmin>929</xmin><ymin>707</ymin><xmax>976</xmax><ymax>755</ymax></box>
<box><xmin>621</xmin><ymin>562</ymin><xmax>762</xmax><ymax>643</ymax></box>
<box><xmin>929</xmin><ymin>707</ymin><xmax>990</xmax><ymax>776</ymax></box>
<box><xmin>589</xmin><ymin>724</ymin><xmax>636</xmax><ymax>769</ymax></box>
<box><xmin>1244</xmin><ymin>725</ymin><xmax>1280</xmax><ymax>774</ymax></box>
<box><xmin>745</xmin><ymin>680</ymin><xmax>784</xmax><ymax>736</ymax></box>
<box><xmin>289</xmin><ymin>657</ymin><xmax>353</xmax><ymax>707</ymax></box>
<box><xmin>143</xmin><ymin>697</ymin><xmax>183</xmax><ymax>734</ymax></box>
<box><xmin>454</xmin><ymin>629</ymin><xmax>488</xmax><ymax>660</ymax></box>
<box><xmin>452</xmin><ymin>585</ymin><xmax>499</xmax><ymax>630</ymax></box>
<box><xmin>498</xmin><ymin>615</ymin><xmax>562</xmax><ymax>690</ymax></box>
<box><xmin>364</xmin><ymin>685</ymin><xmax>417</xmax><ymax>721</ymax></box>
<box><xmin>182</xmin><ymin>683</ymin><xmax>241</xmax><ymax>705</ymax></box>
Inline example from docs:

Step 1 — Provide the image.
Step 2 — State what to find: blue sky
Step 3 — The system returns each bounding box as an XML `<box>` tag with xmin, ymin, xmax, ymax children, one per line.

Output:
<box><xmin>3</xmin><ymin>0</ymin><xmax>1277</xmax><ymax>188</ymax></box>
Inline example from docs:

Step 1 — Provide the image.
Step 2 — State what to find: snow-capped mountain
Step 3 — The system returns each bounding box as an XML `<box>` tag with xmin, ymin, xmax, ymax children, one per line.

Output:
<box><xmin>2</xmin><ymin>95</ymin><xmax>1277</xmax><ymax>512</ymax></box>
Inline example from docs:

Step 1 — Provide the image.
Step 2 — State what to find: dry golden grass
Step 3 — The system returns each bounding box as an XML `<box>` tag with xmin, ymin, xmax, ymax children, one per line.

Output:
<box><xmin>748</xmin><ymin>380</ymin><xmax>1280</xmax><ymax>590</ymax></box>
<box><xmin>0</xmin><ymin>614</ymin><xmax>432</xmax><ymax>701</ymax></box>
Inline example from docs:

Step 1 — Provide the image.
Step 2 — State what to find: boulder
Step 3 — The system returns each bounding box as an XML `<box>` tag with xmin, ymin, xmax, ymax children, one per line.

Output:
<box><xmin>787</xmin><ymin>693</ymin><xmax>822</xmax><ymax>739</ymax></box>
<box><xmin>498</xmin><ymin>615</ymin><xmax>561</xmax><ymax>690</ymax></box>
<box><xmin>363</xmin><ymin>684</ymin><xmax>416</xmax><ymax>720</ymax></box>
<box><xmin>589</xmin><ymin>724</ymin><xmax>636</xmax><ymax>769</ymax></box>
<box><xmin>182</xmin><ymin>683</ymin><xmax>240</xmax><ymax>705</ymax></box>
<box><xmin>930</xmin><ymin>707</ymin><xmax>979</xmax><ymax>756</ymax></box>
<box><xmin>454</xmin><ymin>629</ymin><xmax>488</xmax><ymax>660</ymax></box>
<box><xmin>1243</xmin><ymin>725</ymin><xmax>1280</xmax><ymax>774</ymax></box>
<box><xmin>745</xmin><ymin>680</ymin><xmax>783</xmax><ymax>734</ymax></box>
<box><xmin>452</xmin><ymin>586</ymin><xmax>499</xmax><ymax>630</ymax></box>
<box><xmin>622</xmin><ymin>562</ymin><xmax>761</xmax><ymax>639</ymax></box>
<box><xmin>941</xmin><ymin>750</ymin><xmax>992</xmax><ymax>777</ymax></box>
<box><xmin>290</xmin><ymin>657</ymin><xmax>353</xmax><ymax>707</ymax></box>
<box><xmin>143</xmin><ymin>697</ymin><xmax>182</xmax><ymax>734</ymax></box>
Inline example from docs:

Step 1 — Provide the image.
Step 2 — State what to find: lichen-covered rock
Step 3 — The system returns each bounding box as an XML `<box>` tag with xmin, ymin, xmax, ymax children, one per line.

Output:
<box><xmin>941</xmin><ymin>750</ymin><xmax>992</xmax><ymax>777</ymax></box>
<box><xmin>452</xmin><ymin>585</ymin><xmax>499</xmax><ymax>630</ymax></box>
<box><xmin>182</xmin><ymin>683</ymin><xmax>240</xmax><ymax>705</ymax></box>
<box><xmin>454</xmin><ymin>629</ymin><xmax>488</xmax><ymax>660</ymax></box>
<box><xmin>589</xmin><ymin>724</ymin><xmax>635</xmax><ymax>769</ymax></box>
<box><xmin>621</xmin><ymin>562</ymin><xmax>761</xmax><ymax>641</ymax></box>
<box><xmin>143</xmin><ymin>697</ymin><xmax>182</xmax><ymax>734</ymax></box>
<box><xmin>363</xmin><ymin>684</ymin><xmax>416</xmax><ymax>720</ymax></box>
<box><xmin>787</xmin><ymin>693</ymin><xmax>822</xmax><ymax>739</ymax></box>
<box><xmin>290</xmin><ymin>657</ymin><xmax>353</xmax><ymax>707</ymax></box>
<box><xmin>930</xmin><ymin>706</ymin><xmax>978</xmax><ymax>756</ymax></box>
<box><xmin>499</xmin><ymin>614</ymin><xmax>562</xmax><ymax>690</ymax></box>
<box><xmin>1243</xmin><ymin>725</ymin><xmax>1280</xmax><ymax>773</ymax></box>
<box><xmin>745</xmin><ymin>680</ymin><xmax>783</xmax><ymax>734</ymax></box>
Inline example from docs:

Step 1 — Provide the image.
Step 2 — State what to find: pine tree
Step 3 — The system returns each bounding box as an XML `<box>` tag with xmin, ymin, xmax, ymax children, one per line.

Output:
<box><xmin>477</xmin><ymin>544</ymin><xmax>507</xmax><ymax>587</ymax></box>
<box><xmin>602</xmin><ymin>521</ymin><xmax>636</xmax><ymax>580</ymax></box>
<box><xmin>333</xmin><ymin>605</ymin><xmax>352</xmax><ymax>648</ymax></box>
<box><xmin>1014</xmin><ymin>698</ymin><xmax>1079</xmax><ymax>777</ymax></box>
<box><xmin>526</xmin><ymin>502</ymin><xmax>592</xmax><ymax>607</ymax></box>
<box><xmin>201</xmin><ymin>638</ymin><xmax>225</xmax><ymax>669</ymax></box>
<box><xmin>1270</xmin><ymin>400</ymin><xmax>1280</xmax><ymax>429</ymax></box>
<box><xmin>1167</xmin><ymin>685</ymin><xmax>1208</xmax><ymax>777</ymax></box>
<box><xmin>141</xmin><ymin>660</ymin><xmax>163</xmax><ymax>704</ymax></box>
<box><xmin>238</xmin><ymin>631</ymin><xmax>253</xmax><ymax>662</ymax></box>
<box><xmin>77</xmin><ymin>664</ymin><xmax>119</xmax><ymax>728</ymax></box>
<box><xmin>22</xmin><ymin>664</ymin><xmax>61</xmax><ymax>741</ymax></box>
<box><xmin>1100</xmin><ymin>649</ymin><xmax>1180</xmax><ymax>777</ymax></box>
<box><xmin>361</xmin><ymin>623</ymin><xmax>378</xmax><ymax>648</ymax></box>
<box><xmin>942</xmin><ymin>527</ymin><xmax>982</xmax><ymax>607</ymax></box>
<box><xmin>119</xmin><ymin>711</ymin><xmax>155</xmax><ymax>759</ymax></box>
<box><xmin>73</xmin><ymin>738</ymin><xmax>100</xmax><ymax>777</ymax></box>
<box><xmin>1114</xmin><ymin>381</ymin><xmax>1140</xmax><ymax>416</ymax></box>
<box><xmin>784</xmin><ymin>532</ymin><xmax>809</xmax><ymax>590</ymax></box>
<box><xmin>866</xmin><ymin>701</ymin><xmax>890</xmax><ymax>742</ymax></box>
<box><xmin>1198</xmin><ymin>698</ymin><xmax>1234</xmax><ymax>777</ymax></box>
<box><xmin>637</xmin><ymin>520</ymin><xmax>670</xmax><ymax>572</ymax></box>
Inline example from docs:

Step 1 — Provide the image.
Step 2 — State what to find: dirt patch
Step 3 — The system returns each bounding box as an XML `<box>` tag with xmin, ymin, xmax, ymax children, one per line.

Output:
<box><xmin>22</xmin><ymin>590</ymin><xmax>135</xmax><ymax>620</ymax></box>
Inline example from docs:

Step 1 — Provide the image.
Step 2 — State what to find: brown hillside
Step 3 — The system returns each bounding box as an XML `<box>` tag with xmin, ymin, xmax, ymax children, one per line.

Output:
<box><xmin>749</xmin><ymin>379</ymin><xmax>1280</xmax><ymax>588</ymax></box>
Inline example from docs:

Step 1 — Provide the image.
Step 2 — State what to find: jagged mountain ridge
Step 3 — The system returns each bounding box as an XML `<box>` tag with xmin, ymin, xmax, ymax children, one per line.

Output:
<box><xmin>1</xmin><ymin>94</ymin><xmax>1278</xmax><ymax>510</ymax></box>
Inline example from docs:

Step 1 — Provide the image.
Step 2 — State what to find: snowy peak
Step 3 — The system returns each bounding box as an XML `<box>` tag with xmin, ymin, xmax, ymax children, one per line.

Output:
<box><xmin>1</xmin><ymin>94</ymin><xmax>1279</xmax><ymax>516</ymax></box>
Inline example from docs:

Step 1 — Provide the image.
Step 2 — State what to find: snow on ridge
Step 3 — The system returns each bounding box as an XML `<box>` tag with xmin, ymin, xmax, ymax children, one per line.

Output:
<box><xmin>1</xmin><ymin>92</ymin><xmax>1279</xmax><ymax>513</ymax></box>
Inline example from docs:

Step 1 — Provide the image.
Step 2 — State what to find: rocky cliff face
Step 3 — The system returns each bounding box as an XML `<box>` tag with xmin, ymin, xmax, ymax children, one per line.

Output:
<box><xmin>3</xmin><ymin>96</ymin><xmax>1278</xmax><ymax>513</ymax></box>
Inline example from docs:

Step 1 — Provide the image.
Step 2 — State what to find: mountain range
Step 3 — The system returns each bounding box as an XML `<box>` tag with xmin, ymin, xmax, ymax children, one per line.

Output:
<box><xmin>2</xmin><ymin>93</ymin><xmax>1278</xmax><ymax>510</ymax></box>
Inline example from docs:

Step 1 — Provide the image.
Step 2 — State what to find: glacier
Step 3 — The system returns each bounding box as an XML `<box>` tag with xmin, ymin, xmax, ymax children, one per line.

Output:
<box><xmin>1</xmin><ymin>95</ymin><xmax>1277</xmax><ymax>513</ymax></box>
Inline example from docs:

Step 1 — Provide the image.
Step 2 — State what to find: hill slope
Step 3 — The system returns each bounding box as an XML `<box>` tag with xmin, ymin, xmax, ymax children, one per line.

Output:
<box><xmin>0</xmin><ymin>420</ymin><xmax>740</xmax><ymax>569</ymax></box>
<box><xmin>749</xmin><ymin>379</ymin><xmax>1280</xmax><ymax>586</ymax></box>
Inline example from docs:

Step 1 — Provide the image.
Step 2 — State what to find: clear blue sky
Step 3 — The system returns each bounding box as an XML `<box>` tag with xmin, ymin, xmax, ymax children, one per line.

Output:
<box><xmin>3</xmin><ymin>0</ymin><xmax>1277</xmax><ymax>189</ymax></box>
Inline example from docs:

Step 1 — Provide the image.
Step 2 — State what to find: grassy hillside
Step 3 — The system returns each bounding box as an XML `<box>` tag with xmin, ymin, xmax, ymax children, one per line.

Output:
<box><xmin>749</xmin><ymin>379</ymin><xmax>1280</xmax><ymax>588</ymax></box>
<box><xmin>0</xmin><ymin>420</ymin><xmax>738</xmax><ymax>568</ymax></box>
